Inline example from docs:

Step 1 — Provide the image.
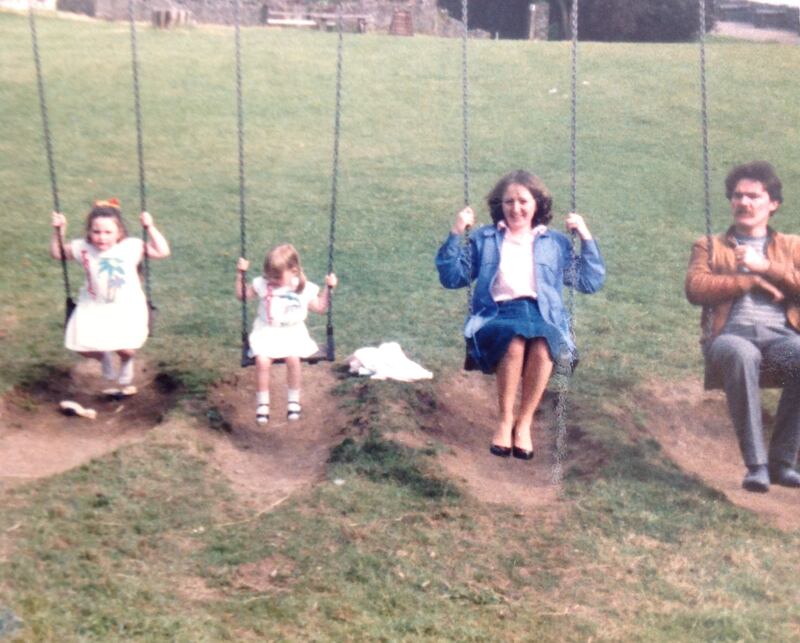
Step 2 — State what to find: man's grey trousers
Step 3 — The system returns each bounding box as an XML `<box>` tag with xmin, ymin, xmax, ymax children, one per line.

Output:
<box><xmin>707</xmin><ymin>324</ymin><xmax>800</xmax><ymax>467</ymax></box>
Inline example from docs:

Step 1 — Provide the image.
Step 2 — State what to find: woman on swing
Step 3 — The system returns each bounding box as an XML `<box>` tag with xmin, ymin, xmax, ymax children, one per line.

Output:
<box><xmin>436</xmin><ymin>170</ymin><xmax>605</xmax><ymax>460</ymax></box>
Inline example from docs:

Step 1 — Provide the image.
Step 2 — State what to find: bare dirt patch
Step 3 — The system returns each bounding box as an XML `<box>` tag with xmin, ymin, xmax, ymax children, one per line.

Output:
<box><xmin>174</xmin><ymin>575</ymin><xmax>226</xmax><ymax>603</ymax></box>
<box><xmin>635</xmin><ymin>379</ymin><xmax>800</xmax><ymax>531</ymax></box>
<box><xmin>202</xmin><ymin>365</ymin><xmax>347</xmax><ymax>508</ymax></box>
<box><xmin>0</xmin><ymin>358</ymin><xmax>179</xmax><ymax>488</ymax></box>
<box><xmin>231</xmin><ymin>554</ymin><xmax>296</xmax><ymax>593</ymax></box>
<box><xmin>410</xmin><ymin>371</ymin><xmax>597</xmax><ymax>512</ymax></box>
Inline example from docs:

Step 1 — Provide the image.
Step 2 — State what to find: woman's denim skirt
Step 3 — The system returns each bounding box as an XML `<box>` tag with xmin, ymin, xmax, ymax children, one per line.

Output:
<box><xmin>468</xmin><ymin>298</ymin><xmax>562</xmax><ymax>374</ymax></box>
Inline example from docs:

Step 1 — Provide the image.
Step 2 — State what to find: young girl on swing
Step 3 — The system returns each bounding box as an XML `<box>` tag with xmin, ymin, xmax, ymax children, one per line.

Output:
<box><xmin>50</xmin><ymin>199</ymin><xmax>170</xmax><ymax>393</ymax></box>
<box><xmin>236</xmin><ymin>244</ymin><xmax>337</xmax><ymax>425</ymax></box>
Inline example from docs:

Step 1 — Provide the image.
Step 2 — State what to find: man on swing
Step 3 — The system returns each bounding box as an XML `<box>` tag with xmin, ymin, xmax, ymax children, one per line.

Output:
<box><xmin>686</xmin><ymin>161</ymin><xmax>800</xmax><ymax>493</ymax></box>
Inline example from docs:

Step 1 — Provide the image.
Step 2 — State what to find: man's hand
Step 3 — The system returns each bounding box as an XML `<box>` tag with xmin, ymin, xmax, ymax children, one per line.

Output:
<box><xmin>755</xmin><ymin>276</ymin><xmax>784</xmax><ymax>303</ymax></box>
<box><xmin>735</xmin><ymin>245</ymin><xmax>770</xmax><ymax>273</ymax></box>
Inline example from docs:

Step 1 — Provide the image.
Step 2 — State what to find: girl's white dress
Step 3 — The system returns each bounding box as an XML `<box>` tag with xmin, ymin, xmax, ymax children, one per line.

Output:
<box><xmin>248</xmin><ymin>276</ymin><xmax>320</xmax><ymax>359</ymax></box>
<box><xmin>64</xmin><ymin>238</ymin><xmax>148</xmax><ymax>352</ymax></box>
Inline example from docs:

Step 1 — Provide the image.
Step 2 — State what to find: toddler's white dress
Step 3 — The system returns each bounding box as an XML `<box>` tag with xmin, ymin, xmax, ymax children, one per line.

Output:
<box><xmin>248</xmin><ymin>276</ymin><xmax>320</xmax><ymax>359</ymax></box>
<box><xmin>64</xmin><ymin>238</ymin><xmax>148</xmax><ymax>352</ymax></box>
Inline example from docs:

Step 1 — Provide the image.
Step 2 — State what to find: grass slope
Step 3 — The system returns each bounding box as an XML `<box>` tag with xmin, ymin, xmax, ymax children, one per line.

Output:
<box><xmin>1</xmin><ymin>11</ymin><xmax>800</xmax><ymax>640</ymax></box>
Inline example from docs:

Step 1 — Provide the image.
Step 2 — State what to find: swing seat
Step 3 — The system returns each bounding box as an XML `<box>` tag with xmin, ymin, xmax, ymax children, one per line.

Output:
<box><xmin>241</xmin><ymin>333</ymin><xmax>334</xmax><ymax>368</ymax></box>
<box><xmin>65</xmin><ymin>296</ymin><xmax>76</xmax><ymax>328</ymax></box>
<box><xmin>462</xmin><ymin>340</ymin><xmax>578</xmax><ymax>375</ymax></box>
<box><xmin>147</xmin><ymin>302</ymin><xmax>158</xmax><ymax>336</ymax></box>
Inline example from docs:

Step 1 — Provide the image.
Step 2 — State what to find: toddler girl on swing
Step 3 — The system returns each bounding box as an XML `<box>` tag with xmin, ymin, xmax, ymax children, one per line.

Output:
<box><xmin>50</xmin><ymin>199</ymin><xmax>170</xmax><ymax>394</ymax></box>
<box><xmin>236</xmin><ymin>244</ymin><xmax>337</xmax><ymax>425</ymax></box>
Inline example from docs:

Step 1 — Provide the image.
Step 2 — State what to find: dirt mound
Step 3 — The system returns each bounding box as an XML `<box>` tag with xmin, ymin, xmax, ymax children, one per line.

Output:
<box><xmin>0</xmin><ymin>358</ymin><xmax>347</xmax><ymax>513</ymax></box>
<box><xmin>636</xmin><ymin>379</ymin><xmax>800</xmax><ymax>532</ymax></box>
<box><xmin>408</xmin><ymin>371</ymin><xmax>595</xmax><ymax>511</ymax></box>
<box><xmin>202</xmin><ymin>365</ymin><xmax>347</xmax><ymax>506</ymax></box>
<box><xmin>0</xmin><ymin>358</ymin><xmax>179</xmax><ymax>488</ymax></box>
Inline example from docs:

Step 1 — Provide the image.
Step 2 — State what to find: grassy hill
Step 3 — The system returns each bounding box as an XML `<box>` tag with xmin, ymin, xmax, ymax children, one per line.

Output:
<box><xmin>1</xmin><ymin>11</ymin><xmax>800</xmax><ymax>640</ymax></box>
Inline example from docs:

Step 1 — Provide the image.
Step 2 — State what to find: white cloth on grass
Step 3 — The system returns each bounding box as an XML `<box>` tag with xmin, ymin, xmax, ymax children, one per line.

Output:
<box><xmin>348</xmin><ymin>342</ymin><xmax>433</xmax><ymax>382</ymax></box>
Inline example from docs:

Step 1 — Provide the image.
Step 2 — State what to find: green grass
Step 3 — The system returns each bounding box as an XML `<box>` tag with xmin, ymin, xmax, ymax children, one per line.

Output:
<box><xmin>2</xmin><ymin>10</ymin><xmax>800</xmax><ymax>640</ymax></box>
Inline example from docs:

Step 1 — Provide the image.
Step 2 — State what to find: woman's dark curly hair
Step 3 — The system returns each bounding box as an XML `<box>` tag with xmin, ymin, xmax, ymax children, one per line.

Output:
<box><xmin>487</xmin><ymin>170</ymin><xmax>553</xmax><ymax>228</ymax></box>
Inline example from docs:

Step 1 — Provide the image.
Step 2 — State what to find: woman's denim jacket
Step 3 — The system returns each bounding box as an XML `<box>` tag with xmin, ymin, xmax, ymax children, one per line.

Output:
<box><xmin>435</xmin><ymin>224</ymin><xmax>606</xmax><ymax>358</ymax></box>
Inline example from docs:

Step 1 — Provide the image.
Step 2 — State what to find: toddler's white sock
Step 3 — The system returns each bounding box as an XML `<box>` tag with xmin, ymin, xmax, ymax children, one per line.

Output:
<box><xmin>118</xmin><ymin>358</ymin><xmax>134</xmax><ymax>386</ymax></box>
<box><xmin>101</xmin><ymin>352</ymin><xmax>117</xmax><ymax>381</ymax></box>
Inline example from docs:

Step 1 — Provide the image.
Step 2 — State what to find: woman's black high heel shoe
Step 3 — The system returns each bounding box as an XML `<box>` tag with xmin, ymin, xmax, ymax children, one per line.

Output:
<box><xmin>512</xmin><ymin>446</ymin><xmax>534</xmax><ymax>460</ymax></box>
<box><xmin>510</xmin><ymin>423</ymin><xmax>533</xmax><ymax>460</ymax></box>
<box><xmin>490</xmin><ymin>444</ymin><xmax>512</xmax><ymax>457</ymax></box>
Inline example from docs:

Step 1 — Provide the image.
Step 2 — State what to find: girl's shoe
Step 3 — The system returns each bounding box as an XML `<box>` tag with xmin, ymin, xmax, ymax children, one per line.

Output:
<box><xmin>287</xmin><ymin>402</ymin><xmax>302</xmax><ymax>421</ymax></box>
<box><xmin>59</xmin><ymin>400</ymin><xmax>97</xmax><ymax>420</ymax></box>
<box><xmin>101</xmin><ymin>385</ymin><xmax>138</xmax><ymax>400</ymax></box>
<box><xmin>256</xmin><ymin>404</ymin><xmax>270</xmax><ymax>425</ymax></box>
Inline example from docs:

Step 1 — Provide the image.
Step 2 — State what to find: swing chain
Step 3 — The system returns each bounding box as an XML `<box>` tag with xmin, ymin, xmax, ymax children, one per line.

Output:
<box><xmin>569</xmin><ymin>0</ymin><xmax>579</xmax><ymax>215</ymax></box>
<box><xmin>461</xmin><ymin>0</ymin><xmax>473</xmax><ymax>311</ymax></box>
<box><xmin>553</xmin><ymin>0</ymin><xmax>581</xmax><ymax>485</ymax></box>
<box><xmin>128</xmin><ymin>0</ymin><xmax>153</xmax><ymax>306</ymax></box>
<box><xmin>698</xmin><ymin>0</ymin><xmax>715</xmax><ymax>344</ymax></box>
<box><xmin>325</xmin><ymin>1</ymin><xmax>344</xmax><ymax>361</ymax></box>
<box><xmin>28</xmin><ymin>4</ymin><xmax>71</xmax><ymax>300</ymax></box>
<box><xmin>564</xmin><ymin>0</ymin><xmax>580</xmax><ymax>328</ymax></box>
<box><xmin>461</xmin><ymin>0</ymin><xmax>470</xmax><ymax>210</ymax></box>
<box><xmin>698</xmin><ymin>0</ymin><xmax>713</xmax><ymax>244</ymax></box>
<box><xmin>234</xmin><ymin>0</ymin><xmax>249</xmax><ymax>350</ymax></box>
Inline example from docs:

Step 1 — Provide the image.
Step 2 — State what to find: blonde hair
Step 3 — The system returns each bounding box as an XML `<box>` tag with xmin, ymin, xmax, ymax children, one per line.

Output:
<box><xmin>263</xmin><ymin>243</ymin><xmax>306</xmax><ymax>293</ymax></box>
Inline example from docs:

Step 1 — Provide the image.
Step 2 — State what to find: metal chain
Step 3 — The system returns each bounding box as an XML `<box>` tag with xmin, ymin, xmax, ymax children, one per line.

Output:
<box><xmin>699</xmin><ymin>0</ymin><xmax>713</xmax><ymax>250</ymax></box>
<box><xmin>565</xmin><ymin>0</ymin><xmax>579</xmax><ymax>328</ymax></box>
<box><xmin>461</xmin><ymin>0</ymin><xmax>470</xmax><ymax>210</ymax></box>
<box><xmin>128</xmin><ymin>0</ymin><xmax>153</xmax><ymax>306</ymax></box>
<box><xmin>28</xmin><ymin>3</ymin><xmax>71</xmax><ymax>300</ymax></box>
<box><xmin>552</xmin><ymin>0</ymin><xmax>580</xmax><ymax>485</ymax></box>
<box><xmin>234</xmin><ymin>0</ymin><xmax>249</xmax><ymax>355</ymax></box>
<box><xmin>461</xmin><ymin>0</ymin><xmax>473</xmax><ymax>311</ymax></box>
<box><xmin>569</xmin><ymin>0</ymin><xmax>579</xmax><ymax>216</ymax></box>
<box><xmin>698</xmin><ymin>0</ymin><xmax>715</xmax><ymax>347</ymax></box>
<box><xmin>325</xmin><ymin>1</ymin><xmax>344</xmax><ymax>361</ymax></box>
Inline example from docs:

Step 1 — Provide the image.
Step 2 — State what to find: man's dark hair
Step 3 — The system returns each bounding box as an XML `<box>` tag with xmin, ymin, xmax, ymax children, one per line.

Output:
<box><xmin>725</xmin><ymin>161</ymin><xmax>783</xmax><ymax>204</ymax></box>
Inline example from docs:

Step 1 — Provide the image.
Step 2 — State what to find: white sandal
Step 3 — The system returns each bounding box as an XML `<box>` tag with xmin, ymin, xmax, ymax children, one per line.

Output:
<box><xmin>287</xmin><ymin>402</ymin><xmax>302</xmax><ymax>421</ymax></box>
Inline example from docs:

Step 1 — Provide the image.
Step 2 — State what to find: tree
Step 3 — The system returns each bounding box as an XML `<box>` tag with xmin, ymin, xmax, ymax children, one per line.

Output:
<box><xmin>577</xmin><ymin>0</ymin><xmax>715</xmax><ymax>43</ymax></box>
<box><xmin>549</xmin><ymin>0</ymin><xmax>572</xmax><ymax>39</ymax></box>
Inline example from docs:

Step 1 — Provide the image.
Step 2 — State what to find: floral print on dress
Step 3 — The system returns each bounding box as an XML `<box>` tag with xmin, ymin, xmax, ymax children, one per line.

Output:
<box><xmin>97</xmin><ymin>257</ymin><xmax>126</xmax><ymax>303</ymax></box>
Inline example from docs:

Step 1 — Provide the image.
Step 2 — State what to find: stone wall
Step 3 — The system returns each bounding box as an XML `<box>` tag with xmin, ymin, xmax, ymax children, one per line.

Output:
<box><xmin>1</xmin><ymin>0</ymin><xmax>55</xmax><ymax>10</ymax></box>
<box><xmin>529</xmin><ymin>2</ymin><xmax>549</xmax><ymax>40</ymax></box>
<box><xmin>55</xmin><ymin>0</ymin><xmax>464</xmax><ymax>34</ymax></box>
<box><xmin>717</xmin><ymin>1</ymin><xmax>800</xmax><ymax>33</ymax></box>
